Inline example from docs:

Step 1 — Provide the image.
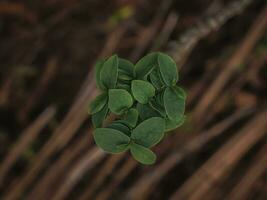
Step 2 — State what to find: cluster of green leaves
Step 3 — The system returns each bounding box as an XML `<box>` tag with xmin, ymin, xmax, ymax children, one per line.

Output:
<box><xmin>89</xmin><ymin>52</ymin><xmax>186</xmax><ymax>165</ymax></box>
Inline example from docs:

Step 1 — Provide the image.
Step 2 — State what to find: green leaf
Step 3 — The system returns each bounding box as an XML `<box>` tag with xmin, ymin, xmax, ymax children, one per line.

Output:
<box><xmin>117</xmin><ymin>83</ymin><xmax>131</xmax><ymax>92</ymax></box>
<box><xmin>118</xmin><ymin>78</ymin><xmax>131</xmax><ymax>85</ymax></box>
<box><xmin>158</xmin><ymin>53</ymin><xmax>178</xmax><ymax>86</ymax></box>
<box><xmin>107</xmin><ymin>121</ymin><xmax>131</xmax><ymax>136</ymax></box>
<box><xmin>131</xmin><ymin>117</ymin><xmax>165</xmax><ymax>148</ymax></box>
<box><xmin>94</xmin><ymin>59</ymin><xmax>105</xmax><ymax>90</ymax></box>
<box><xmin>118</xmin><ymin>74</ymin><xmax>133</xmax><ymax>81</ymax></box>
<box><xmin>149</xmin><ymin>69</ymin><xmax>164</xmax><ymax>90</ymax></box>
<box><xmin>163</xmin><ymin>87</ymin><xmax>185</xmax><ymax>123</ymax></box>
<box><xmin>88</xmin><ymin>93</ymin><xmax>108</xmax><ymax>114</ymax></box>
<box><xmin>173</xmin><ymin>85</ymin><xmax>187</xmax><ymax>99</ymax></box>
<box><xmin>134</xmin><ymin>52</ymin><xmax>158</xmax><ymax>79</ymax></box>
<box><xmin>118</xmin><ymin>58</ymin><xmax>134</xmax><ymax>77</ymax></box>
<box><xmin>155</xmin><ymin>91</ymin><xmax>164</xmax><ymax>106</ymax></box>
<box><xmin>100</xmin><ymin>55</ymin><xmax>118</xmax><ymax>89</ymax></box>
<box><xmin>131</xmin><ymin>80</ymin><xmax>155</xmax><ymax>104</ymax></box>
<box><xmin>130</xmin><ymin>143</ymin><xmax>156</xmax><ymax>165</ymax></box>
<box><xmin>92</xmin><ymin>104</ymin><xmax>109</xmax><ymax>128</ymax></box>
<box><xmin>149</xmin><ymin>98</ymin><xmax>166</xmax><ymax>117</ymax></box>
<box><xmin>136</xmin><ymin>103</ymin><xmax>161</xmax><ymax>120</ymax></box>
<box><xmin>166</xmin><ymin>115</ymin><xmax>186</xmax><ymax>131</ymax></box>
<box><xmin>108</xmin><ymin>89</ymin><xmax>133</xmax><ymax>115</ymax></box>
<box><xmin>123</xmin><ymin>108</ymin><xmax>139</xmax><ymax>128</ymax></box>
<box><xmin>93</xmin><ymin>128</ymin><xmax>130</xmax><ymax>153</ymax></box>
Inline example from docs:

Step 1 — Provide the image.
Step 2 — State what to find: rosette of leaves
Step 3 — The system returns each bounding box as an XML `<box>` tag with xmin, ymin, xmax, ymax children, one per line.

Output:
<box><xmin>88</xmin><ymin>52</ymin><xmax>186</xmax><ymax>165</ymax></box>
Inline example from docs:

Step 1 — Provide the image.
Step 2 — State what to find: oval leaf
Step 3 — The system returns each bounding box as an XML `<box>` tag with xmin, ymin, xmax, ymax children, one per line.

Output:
<box><xmin>136</xmin><ymin>103</ymin><xmax>161</xmax><ymax>120</ymax></box>
<box><xmin>131</xmin><ymin>80</ymin><xmax>155</xmax><ymax>104</ymax></box>
<box><xmin>131</xmin><ymin>117</ymin><xmax>165</xmax><ymax>148</ymax></box>
<box><xmin>134</xmin><ymin>52</ymin><xmax>158</xmax><ymax>79</ymax></box>
<box><xmin>92</xmin><ymin>104</ymin><xmax>109</xmax><ymax>128</ymax></box>
<box><xmin>123</xmin><ymin>108</ymin><xmax>139</xmax><ymax>128</ymax></box>
<box><xmin>149</xmin><ymin>69</ymin><xmax>164</xmax><ymax>90</ymax></box>
<box><xmin>149</xmin><ymin>98</ymin><xmax>166</xmax><ymax>117</ymax></box>
<box><xmin>100</xmin><ymin>55</ymin><xmax>118</xmax><ymax>89</ymax></box>
<box><xmin>108</xmin><ymin>89</ymin><xmax>133</xmax><ymax>115</ymax></box>
<box><xmin>118</xmin><ymin>74</ymin><xmax>133</xmax><ymax>81</ymax></box>
<box><xmin>107</xmin><ymin>121</ymin><xmax>131</xmax><ymax>136</ymax></box>
<box><xmin>130</xmin><ymin>142</ymin><xmax>156</xmax><ymax>165</ymax></box>
<box><xmin>118</xmin><ymin>58</ymin><xmax>134</xmax><ymax>77</ymax></box>
<box><xmin>94</xmin><ymin>59</ymin><xmax>105</xmax><ymax>90</ymax></box>
<box><xmin>158</xmin><ymin>53</ymin><xmax>178</xmax><ymax>86</ymax></box>
<box><xmin>164</xmin><ymin>87</ymin><xmax>185</xmax><ymax>123</ymax></box>
<box><xmin>88</xmin><ymin>93</ymin><xmax>108</xmax><ymax>114</ymax></box>
<box><xmin>117</xmin><ymin>83</ymin><xmax>131</xmax><ymax>92</ymax></box>
<box><xmin>173</xmin><ymin>85</ymin><xmax>187</xmax><ymax>99</ymax></box>
<box><xmin>166</xmin><ymin>115</ymin><xmax>186</xmax><ymax>131</ymax></box>
<box><xmin>93</xmin><ymin>128</ymin><xmax>130</xmax><ymax>153</ymax></box>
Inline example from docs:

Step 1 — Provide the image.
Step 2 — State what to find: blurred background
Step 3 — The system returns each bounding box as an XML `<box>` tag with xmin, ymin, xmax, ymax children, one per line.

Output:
<box><xmin>0</xmin><ymin>0</ymin><xmax>267</xmax><ymax>199</ymax></box>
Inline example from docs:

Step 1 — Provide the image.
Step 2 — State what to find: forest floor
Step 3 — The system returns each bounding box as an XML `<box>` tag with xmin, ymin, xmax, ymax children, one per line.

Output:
<box><xmin>0</xmin><ymin>0</ymin><xmax>267</xmax><ymax>199</ymax></box>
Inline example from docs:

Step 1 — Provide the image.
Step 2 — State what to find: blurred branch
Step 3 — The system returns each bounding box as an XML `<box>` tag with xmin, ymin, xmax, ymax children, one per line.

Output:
<box><xmin>151</xmin><ymin>12</ymin><xmax>179</xmax><ymax>51</ymax></box>
<box><xmin>130</xmin><ymin>0</ymin><xmax>174</xmax><ymax>61</ymax></box>
<box><xmin>18</xmin><ymin>58</ymin><xmax>59</xmax><ymax>123</ymax></box>
<box><xmin>2</xmin><ymin>20</ymin><xmax>131</xmax><ymax>200</ymax></box>
<box><xmin>27</xmin><ymin>130</ymin><xmax>91</xmax><ymax>200</ymax></box>
<box><xmin>168</xmin><ymin>0</ymin><xmax>253</xmax><ymax>65</ymax></box>
<box><xmin>193</xmin><ymin>4</ymin><xmax>267</xmax><ymax>124</ymax></box>
<box><xmin>79</xmin><ymin>154</ymin><xmax>124</xmax><ymax>200</ymax></box>
<box><xmin>51</xmin><ymin>147</ymin><xmax>105</xmax><ymax>200</ymax></box>
<box><xmin>227</xmin><ymin>141</ymin><xmax>267</xmax><ymax>200</ymax></box>
<box><xmin>170</xmin><ymin>108</ymin><xmax>267</xmax><ymax>200</ymax></box>
<box><xmin>94</xmin><ymin>157</ymin><xmax>137</xmax><ymax>200</ymax></box>
<box><xmin>0</xmin><ymin>2</ymin><xmax>36</xmax><ymax>23</ymax></box>
<box><xmin>125</xmin><ymin>108</ymin><xmax>254</xmax><ymax>200</ymax></box>
<box><xmin>0</xmin><ymin>106</ymin><xmax>56</xmax><ymax>188</ymax></box>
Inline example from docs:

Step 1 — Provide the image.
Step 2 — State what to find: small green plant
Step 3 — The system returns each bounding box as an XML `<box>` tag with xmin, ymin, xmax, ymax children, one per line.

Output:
<box><xmin>88</xmin><ymin>52</ymin><xmax>186</xmax><ymax>165</ymax></box>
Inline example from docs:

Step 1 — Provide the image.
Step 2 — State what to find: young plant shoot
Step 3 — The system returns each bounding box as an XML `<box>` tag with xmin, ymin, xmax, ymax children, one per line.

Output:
<box><xmin>89</xmin><ymin>52</ymin><xmax>186</xmax><ymax>165</ymax></box>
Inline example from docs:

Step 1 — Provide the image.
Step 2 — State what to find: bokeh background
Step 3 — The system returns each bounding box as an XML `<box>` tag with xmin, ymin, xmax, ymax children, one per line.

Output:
<box><xmin>0</xmin><ymin>0</ymin><xmax>267</xmax><ymax>199</ymax></box>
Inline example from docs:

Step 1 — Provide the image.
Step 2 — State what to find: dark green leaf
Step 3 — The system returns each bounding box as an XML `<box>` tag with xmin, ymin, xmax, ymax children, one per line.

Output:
<box><xmin>165</xmin><ymin>115</ymin><xmax>186</xmax><ymax>131</ymax></box>
<box><xmin>131</xmin><ymin>80</ymin><xmax>155</xmax><ymax>104</ymax></box>
<box><xmin>88</xmin><ymin>93</ymin><xmax>108</xmax><ymax>114</ymax></box>
<box><xmin>130</xmin><ymin>142</ymin><xmax>156</xmax><ymax>165</ymax></box>
<box><xmin>123</xmin><ymin>108</ymin><xmax>139</xmax><ymax>128</ymax></box>
<box><xmin>118</xmin><ymin>74</ymin><xmax>133</xmax><ymax>81</ymax></box>
<box><xmin>134</xmin><ymin>52</ymin><xmax>158</xmax><ymax>79</ymax></box>
<box><xmin>108</xmin><ymin>89</ymin><xmax>133</xmax><ymax>115</ymax></box>
<box><xmin>92</xmin><ymin>104</ymin><xmax>109</xmax><ymax>128</ymax></box>
<box><xmin>149</xmin><ymin>98</ymin><xmax>166</xmax><ymax>117</ymax></box>
<box><xmin>100</xmin><ymin>55</ymin><xmax>118</xmax><ymax>89</ymax></box>
<box><xmin>149</xmin><ymin>69</ymin><xmax>164</xmax><ymax>90</ymax></box>
<box><xmin>173</xmin><ymin>85</ymin><xmax>187</xmax><ymax>99</ymax></box>
<box><xmin>158</xmin><ymin>53</ymin><xmax>178</xmax><ymax>86</ymax></box>
<box><xmin>118</xmin><ymin>58</ymin><xmax>134</xmax><ymax>77</ymax></box>
<box><xmin>131</xmin><ymin>117</ymin><xmax>165</xmax><ymax>148</ymax></box>
<box><xmin>136</xmin><ymin>103</ymin><xmax>161</xmax><ymax>120</ymax></box>
<box><xmin>107</xmin><ymin>121</ymin><xmax>131</xmax><ymax>136</ymax></box>
<box><xmin>163</xmin><ymin>87</ymin><xmax>185</xmax><ymax>123</ymax></box>
<box><xmin>117</xmin><ymin>83</ymin><xmax>131</xmax><ymax>92</ymax></box>
<box><xmin>155</xmin><ymin>91</ymin><xmax>164</xmax><ymax>106</ymax></box>
<box><xmin>93</xmin><ymin>128</ymin><xmax>130</xmax><ymax>153</ymax></box>
<box><xmin>94</xmin><ymin>59</ymin><xmax>105</xmax><ymax>90</ymax></box>
<box><xmin>117</xmin><ymin>78</ymin><xmax>131</xmax><ymax>85</ymax></box>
